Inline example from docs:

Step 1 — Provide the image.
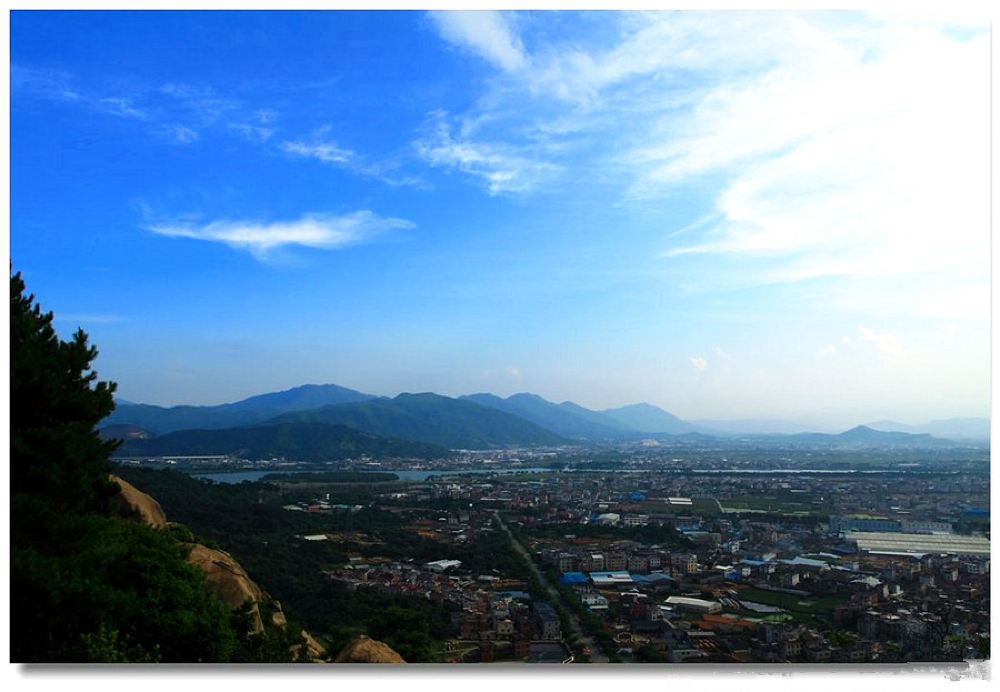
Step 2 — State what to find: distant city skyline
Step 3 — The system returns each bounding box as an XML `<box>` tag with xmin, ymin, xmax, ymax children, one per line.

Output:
<box><xmin>11</xmin><ymin>10</ymin><xmax>990</xmax><ymax>428</ymax></box>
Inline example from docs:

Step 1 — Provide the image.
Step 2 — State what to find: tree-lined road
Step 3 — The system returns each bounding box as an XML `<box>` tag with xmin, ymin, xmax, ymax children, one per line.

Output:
<box><xmin>493</xmin><ymin>511</ymin><xmax>610</xmax><ymax>663</ymax></box>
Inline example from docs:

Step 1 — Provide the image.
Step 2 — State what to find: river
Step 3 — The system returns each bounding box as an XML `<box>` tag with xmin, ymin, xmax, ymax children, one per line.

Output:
<box><xmin>189</xmin><ymin>467</ymin><xmax>554</xmax><ymax>484</ymax></box>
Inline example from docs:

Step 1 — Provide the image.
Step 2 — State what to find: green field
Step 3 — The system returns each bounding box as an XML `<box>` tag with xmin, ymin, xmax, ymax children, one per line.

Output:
<box><xmin>737</xmin><ymin>587</ymin><xmax>846</xmax><ymax>614</ymax></box>
<box><xmin>720</xmin><ymin>492</ymin><xmax>831</xmax><ymax>516</ymax></box>
<box><xmin>631</xmin><ymin>497</ymin><xmax>722</xmax><ymax>516</ymax></box>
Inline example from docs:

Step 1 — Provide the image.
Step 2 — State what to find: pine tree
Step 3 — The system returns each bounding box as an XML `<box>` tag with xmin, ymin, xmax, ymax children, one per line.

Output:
<box><xmin>10</xmin><ymin>269</ymin><xmax>240</xmax><ymax>662</ymax></box>
<box><xmin>10</xmin><ymin>270</ymin><xmax>120</xmax><ymax>521</ymax></box>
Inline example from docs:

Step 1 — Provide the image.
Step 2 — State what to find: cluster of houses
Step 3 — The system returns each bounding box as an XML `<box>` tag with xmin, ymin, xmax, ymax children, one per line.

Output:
<box><xmin>283</xmin><ymin>453</ymin><xmax>988</xmax><ymax>663</ymax></box>
<box><xmin>524</xmin><ymin>514</ymin><xmax>989</xmax><ymax>662</ymax></box>
<box><xmin>324</xmin><ymin>557</ymin><xmax>568</xmax><ymax>662</ymax></box>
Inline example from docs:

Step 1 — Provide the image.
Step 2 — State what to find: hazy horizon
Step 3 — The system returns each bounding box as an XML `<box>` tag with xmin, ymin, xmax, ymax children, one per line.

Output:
<box><xmin>108</xmin><ymin>379</ymin><xmax>989</xmax><ymax>433</ymax></box>
<box><xmin>12</xmin><ymin>10</ymin><xmax>990</xmax><ymax>428</ymax></box>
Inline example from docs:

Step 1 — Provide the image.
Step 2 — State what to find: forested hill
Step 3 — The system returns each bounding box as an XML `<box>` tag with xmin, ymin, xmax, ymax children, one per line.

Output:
<box><xmin>270</xmin><ymin>392</ymin><xmax>568</xmax><ymax>449</ymax></box>
<box><xmin>104</xmin><ymin>383</ymin><xmax>376</xmax><ymax>434</ymax></box>
<box><xmin>116</xmin><ymin>421</ymin><xmax>450</xmax><ymax>460</ymax></box>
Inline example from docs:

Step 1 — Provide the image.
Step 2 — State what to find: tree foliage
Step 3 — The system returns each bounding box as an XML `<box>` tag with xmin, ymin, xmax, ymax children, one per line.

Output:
<box><xmin>367</xmin><ymin>607</ymin><xmax>438</xmax><ymax>663</ymax></box>
<box><xmin>9</xmin><ymin>270</ymin><xmax>249</xmax><ymax>662</ymax></box>
<box><xmin>10</xmin><ymin>271</ymin><xmax>120</xmax><ymax>522</ymax></box>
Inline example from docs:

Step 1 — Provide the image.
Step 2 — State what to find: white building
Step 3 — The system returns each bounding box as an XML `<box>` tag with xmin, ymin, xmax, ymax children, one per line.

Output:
<box><xmin>425</xmin><ymin>559</ymin><xmax>463</xmax><ymax>573</ymax></box>
<box><xmin>664</xmin><ymin>596</ymin><xmax>721</xmax><ymax>614</ymax></box>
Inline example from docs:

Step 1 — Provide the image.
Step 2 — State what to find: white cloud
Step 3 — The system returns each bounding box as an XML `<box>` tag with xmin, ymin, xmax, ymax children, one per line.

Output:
<box><xmin>281</xmin><ymin>139</ymin><xmax>353</xmax><ymax>164</ymax></box>
<box><xmin>505</xmin><ymin>366</ymin><xmax>522</xmax><ymax>379</ymax></box>
<box><xmin>146</xmin><ymin>211</ymin><xmax>414</xmax><ymax>261</ymax></box>
<box><xmin>13</xmin><ymin>67</ymin><xmax>275</xmax><ymax>148</ymax></box>
<box><xmin>652</xmin><ymin>16</ymin><xmax>988</xmax><ymax>297</ymax></box>
<box><xmin>430</xmin><ymin>10</ymin><xmax>527</xmax><ymax>72</ymax></box>
<box><xmin>95</xmin><ymin>96</ymin><xmax>147</xmax><ymax>119</ymax></box>
<box><xmin>170</xmin><ymin>125</ymin><xmax>199</xmax><ymax>144</ymax></box>
<box><xmin>419</xmin><ymin>13</ymin><xmax>988</xmax><ymax>323</ymax></box>
<box><xmin>858</xmin><ymin>326</ymin><xmax>904</xmax><ymax>362</ymax></box>
<box><xmin>282</xmin><ymin>130</ymin><xmax>424</xmax><ymax>188</ymax></box>
<box><xmin>230</xmin><ymin>123</ymin><xmax>274</xmax><ymax>143</ymax></box>
<box><xmin>690</xmin><ymin>356</ymin><xmax>708</xmax><ymax>371</ymax></box>
<box><xmin>415</xmin><ymin>112</ymin><xmax>559</xmax><ymax>195</ymax></box>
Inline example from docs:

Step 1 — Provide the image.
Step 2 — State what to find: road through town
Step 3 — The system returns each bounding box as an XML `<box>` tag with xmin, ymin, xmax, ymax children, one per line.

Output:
<box><xmin>494</xmin><ymin>511</ymin><xmax>610</xmax><ymax>664</ymax></box>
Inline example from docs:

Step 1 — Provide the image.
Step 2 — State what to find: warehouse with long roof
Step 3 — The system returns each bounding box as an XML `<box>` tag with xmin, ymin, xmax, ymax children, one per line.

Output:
<box><xmin>846</xmin><ymin>531</ymin><xmax>990</xmax><ymax>557</ymax></box>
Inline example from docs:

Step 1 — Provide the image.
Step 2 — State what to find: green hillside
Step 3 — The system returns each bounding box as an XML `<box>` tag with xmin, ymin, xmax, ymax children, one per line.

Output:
<box><xmin>116</xmin><ymin>421</ymin><xmax>449</xmax><ymax>460</ymax></box>
<box><xmin>273</xmin><ymin>392</ymin><xmax>568</xmax><ymax>449</ymax></box>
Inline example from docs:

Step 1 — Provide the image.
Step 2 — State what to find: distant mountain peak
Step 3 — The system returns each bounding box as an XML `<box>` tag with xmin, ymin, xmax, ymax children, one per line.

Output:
<box><xmin>834</xmin><ymin>424</ymin><xmax>937</xmax><ymax>444</ymax></box>
<box><xmin>508</xmin><ymin>392</ymin><xmax>547</xmax><ymax>402</ymax></box>
<box><xmin>864</xmin><ymin>417</ymin><xmax>989</xmax><ymax>440</ymax></box>
<box><xmin>460</xmin><ymin>391</ymin><xmax>637</xmax><ymax>440</ymax></box>
<box><xmin>601</xmin><ymin>402</ymin><xmax>698</xmax><ymax>435</ymax></box>
<box><xmin>103</xmin><ymin>382</ymin><xmax>375</xmax><ymax>434</ymax></box>
<box><xmin>842</xmin><ymin>424</ymin><xmax>876</xmax><ymax>434</ymax></box>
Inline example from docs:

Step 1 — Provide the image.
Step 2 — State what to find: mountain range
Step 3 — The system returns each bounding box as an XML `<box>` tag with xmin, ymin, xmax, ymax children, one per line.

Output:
<box><xmin>865</xmin><ymin>417</ymin><xmax>990</xmax><ymax>440</ymax></box>
<box><xmin>270</xmin><ymin>392</ymin><xmax>566</xmax><ymax>449</ymax></box>
<box><xmin>776</xmin><ymin>425</ymin><xmax>945</xmax><ymax>447</ymax></box>
<box><xmin>105</xmin><ymin>383</ymin><xmax>375</xmax><ymax>434</ymax></box>
<box><xmin>460</xmin><ymin>393</ymin><xmax>634</xmax><ymax>440</ymax></box>
<box><xmin>103</xmin><ymin>383</ymin><xmax>988</xmax><ymax>457</ymax></box>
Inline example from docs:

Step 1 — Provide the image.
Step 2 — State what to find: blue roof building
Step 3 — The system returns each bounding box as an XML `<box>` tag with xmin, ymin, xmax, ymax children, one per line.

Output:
<box><xmin>632</xmin><ymin>571</ymin><xmax>674</xmax><ymax>585</ymax></box>
<box><xmin>492</xmin><ymin>590</ymin><xmax>532</xmax><ymax>601</ymax></box>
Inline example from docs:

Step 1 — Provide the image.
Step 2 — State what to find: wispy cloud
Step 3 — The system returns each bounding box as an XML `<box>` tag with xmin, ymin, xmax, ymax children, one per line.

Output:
<box><xmin>157</xmin><ymin>82</ymin><xmax>241</xmax><ymax>129</ymax></box>
<box><xmin>819</xmin><ymin>327</ymin><xmax>906</xmax><ymax>364</ymax></box>
<box><xmin>690</xmin><ymin>356</ymin><xmax>708</xmax><ymax>372</ymax></box>
<box><xmin>858</xmin><ymin>326</ymin><xmax>904</xmax><ymax>363</ymax></box>
<box><xmin>421</xmin><ymin>12</ymin><xmax>987</xmax><ymax>319</ymax></box>
<box><xmin>12</xmin><ymin>66</ymin><xmax>149</xmax><ymax>119</ymax></box>
<box><xmin>11</xmin><ymin>65</ymin><xmax>81</xmax><ymax>101</ymax></box>
<box><xmin>429</xmin><ymin>10</ymin><xmax>527</xmax><ymax>72</ymax></box>
<box><xmin>281</xmin><ymin>127</ymin><xmax>424</xmax><ymax>188</ymax></box>
<box><xmin>12</xmin><ymin>68</ymin><xmax>247</xmax><ymax>140</ymax></box>
<box><xmin>281</xmin><ymin>139</ymin><xmax>353</xmax><ymax>164</ymax></box>
<box><xmin>415</xmin><ymin>111</ymin><xmax>559</xmax><ymax>195</ymax></box>
<box><xmin>169</xmin><ymin>125</ymin><xmax>199</xmax><ymax>144</ymax></box>
<box><xmin>657</xmin><ymin>20</ymin><xmax>988</xmax><ymax>287</ymax></box>
<box><xmin>229</xmin><ymin>123</ymin><xmax>274</xmax><ymax>143</ymax></box>
<box><xmin>13</xmin><ymin>64</ymin><xmax>424</xmax><ymax>189</ymax></box>
<box><xmin>96</xmin><ymin>96</ymin><xmax>147</xmax><ymax>119</ymax></box>
<box><xmin>146</xmin><ymin>211</ymin><xmax>414</xmax><ymax>261</ymax></box>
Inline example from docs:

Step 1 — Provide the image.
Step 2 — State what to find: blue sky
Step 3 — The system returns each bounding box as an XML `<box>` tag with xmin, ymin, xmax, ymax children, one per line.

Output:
<box><xmin>10</xmin><ymin>10</ymin><xmax>990</xmax><ymax>426</ymax></box>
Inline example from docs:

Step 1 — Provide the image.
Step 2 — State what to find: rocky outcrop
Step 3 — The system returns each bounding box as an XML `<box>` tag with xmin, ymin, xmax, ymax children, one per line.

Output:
<box><xmin>291</xmin><ymin>630</ymin><xmax>329</xmax><ymax>663</ymax></box>
<box><xmin>110</xmin><ymin>475</ymin><xmax>287</xmax><ymax>636</ymax></box>
<box><xmin>185</xmin><ymin>543</ymin><xmax>268</xmax><ymax>633</ymax></box>
<box><xmin>110</xmin><ymin>475</ymin><xmax>167</xmax><ymax>528</ymax></box>
<box><xmin>333</xmin><ymin>635</ymin><xmax>406</xmax><ymax>664</ymax></box>
<box><xmin>271</xmin><ymin>604</ymin><xmax>288</xmax><ymax>629</ymax></box>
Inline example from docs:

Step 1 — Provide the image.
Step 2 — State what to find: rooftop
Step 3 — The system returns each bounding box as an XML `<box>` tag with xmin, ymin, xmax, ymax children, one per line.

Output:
<box><xmin>846</xmin><ymin>532</ymin><xmax>990</xmax><ymax>556</ymax></box>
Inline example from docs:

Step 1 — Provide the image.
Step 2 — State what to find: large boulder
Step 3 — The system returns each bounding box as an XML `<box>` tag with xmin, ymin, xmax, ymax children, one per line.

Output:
<box><xmin>185</xmin><ymin>543</ymin><xmax>268</xmax><ymax>633</ymax></box>
<box><xmin>333</xmin><ymin>635</ymin><xmax>406</xmax><ymax>664</ymax></box>
<box><xmin>110</xmin><ymin>475</ymin><xmax>167</xmax><ymax>528</ymax></box>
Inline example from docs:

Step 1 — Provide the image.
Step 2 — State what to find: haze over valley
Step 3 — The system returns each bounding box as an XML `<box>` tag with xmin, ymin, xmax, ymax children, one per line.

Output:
<box><xmin>102</xmin><ymin>383</ymin><xmax>990</xmax><ymax>462</ymax></box>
